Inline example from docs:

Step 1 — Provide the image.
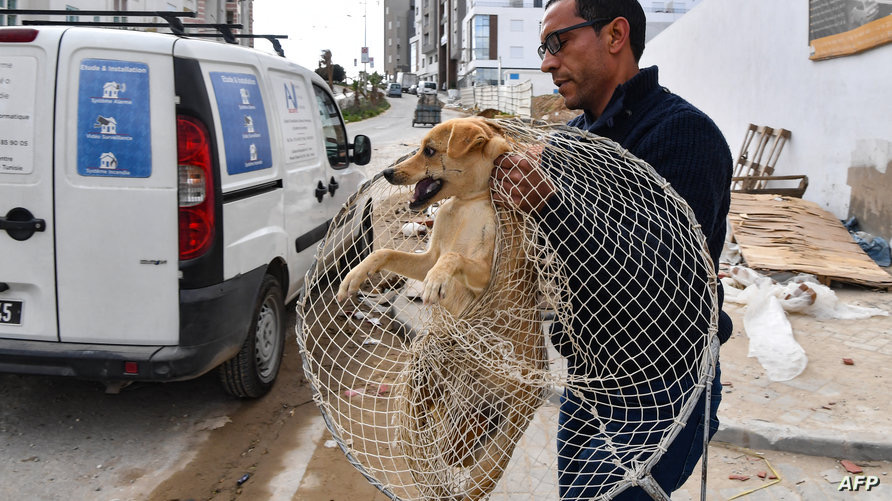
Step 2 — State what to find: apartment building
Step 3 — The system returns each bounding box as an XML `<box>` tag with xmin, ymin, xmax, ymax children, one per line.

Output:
<box><xmin>640</xmin><ymin>0</ymin><xmax>701</xmax><ymax>40</ymax></box>
<box><xmin>1</xmin><ymin>0</ymin><xmax>254</xmax><ymax>45</ymax></box>
<box><xmin>388</xmin><ymin>0</ymin><xmax>699</xmax><ymax>94</ymax></box>
<box><xmin>383</xmin><ymin>0</ymin><xmax>413</xmax><ymax>78</ymax></box>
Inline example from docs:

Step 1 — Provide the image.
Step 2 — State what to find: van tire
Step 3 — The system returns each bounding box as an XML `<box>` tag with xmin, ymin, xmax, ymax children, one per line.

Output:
<box><xmin>338</xmin><ymin>200</ymin><xmax>374</xmax><ymax>276</ymax></box>
<box><xmin>219</xmin><ymin>274</ymin><xmax>285</xmax><ymax>398</ymax></box>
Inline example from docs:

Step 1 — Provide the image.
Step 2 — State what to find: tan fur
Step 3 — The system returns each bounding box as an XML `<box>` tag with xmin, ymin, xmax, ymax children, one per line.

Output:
<box><xmin>337</xmin><ymin>117</ymin><xmax>510</xmax><ymax>315</ymax></box>
<box><xmin>337</xmin><ymin>117</ymin><xmax>545</xmax><ymax>499</ymax></box>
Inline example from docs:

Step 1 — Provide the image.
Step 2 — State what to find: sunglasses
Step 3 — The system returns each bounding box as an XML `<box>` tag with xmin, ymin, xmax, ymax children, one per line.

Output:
<box><xmin>537</xmin><ymin>18</ymin><xmax>613</xmax><ymax>60</ymax></box>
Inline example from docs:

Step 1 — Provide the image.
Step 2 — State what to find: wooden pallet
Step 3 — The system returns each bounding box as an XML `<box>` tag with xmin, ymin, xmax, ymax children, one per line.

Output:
<box><xmin>731</xmin><ymin>124</ymin><xmax>808</xmax><ymax>198</ymax></box>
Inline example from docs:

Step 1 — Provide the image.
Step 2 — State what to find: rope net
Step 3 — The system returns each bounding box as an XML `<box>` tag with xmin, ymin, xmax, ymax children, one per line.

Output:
<box><xmin>297</xmin><ymin>118</ymin><xmax>718</xmax><ymax>500</ymax></box>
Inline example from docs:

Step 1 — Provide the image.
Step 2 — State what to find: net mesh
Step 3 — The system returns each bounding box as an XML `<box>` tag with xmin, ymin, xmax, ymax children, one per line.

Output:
<box><xmin>297</xmin><ymin>118</ymin><xmax>718</xmax><ymax>500</ymax></box>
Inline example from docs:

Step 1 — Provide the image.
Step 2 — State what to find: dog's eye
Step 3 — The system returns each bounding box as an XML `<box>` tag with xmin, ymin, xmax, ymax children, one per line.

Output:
<box><xmin>423</xmin><ymin>146</ymin><xmax>436</xmax><ymax>157</ymax></box>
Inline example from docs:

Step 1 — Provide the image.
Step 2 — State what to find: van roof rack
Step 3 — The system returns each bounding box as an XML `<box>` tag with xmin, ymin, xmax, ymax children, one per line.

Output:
<box><xmin>6</xmin><ymin>9</ymin><xmax>288</xmax><ymax>57</ymax></box>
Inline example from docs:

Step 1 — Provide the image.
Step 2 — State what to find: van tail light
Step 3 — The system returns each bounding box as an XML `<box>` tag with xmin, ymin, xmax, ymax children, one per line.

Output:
<box><xmin>0</xmin><ymin>29</ymin><xmax>39</xmax><ymax>43</ymax></box>
<box><xmin>177</xmin><ymin>115</ymin><xmax>215</xmax><ymax>261</ymax></box>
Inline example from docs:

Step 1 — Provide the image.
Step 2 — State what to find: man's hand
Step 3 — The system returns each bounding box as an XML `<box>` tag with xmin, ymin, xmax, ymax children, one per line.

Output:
<box><xmin>491</xmin><ymin>146</ymin><xmax>554</xmax><ymax>213</ymax></box>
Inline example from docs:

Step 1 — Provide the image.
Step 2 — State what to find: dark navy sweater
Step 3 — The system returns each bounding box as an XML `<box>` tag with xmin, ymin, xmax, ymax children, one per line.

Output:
<box><xmin>540</xmin><ymin>66</ymin><xmax>733</xmax><ymax>385</ymax></box>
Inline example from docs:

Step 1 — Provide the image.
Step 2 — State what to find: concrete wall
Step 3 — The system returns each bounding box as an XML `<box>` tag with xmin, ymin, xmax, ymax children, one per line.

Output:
<box><xmin>639</xmin><ymin>0</ymin><xmax>892</xmax><ymax>239</ymax></box>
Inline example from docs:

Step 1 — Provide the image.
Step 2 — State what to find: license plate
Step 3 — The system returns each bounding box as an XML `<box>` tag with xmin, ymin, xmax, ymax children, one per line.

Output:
<box><xmin>0</xmin><ymin>299</ymin><xmax>23</xmax><ymax>325</ymax></box>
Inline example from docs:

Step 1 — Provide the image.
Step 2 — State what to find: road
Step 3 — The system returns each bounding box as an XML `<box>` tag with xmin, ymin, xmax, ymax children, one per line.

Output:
<box><xmin>348</xmin><ymin>92</ymin><xmax>465</xmax><ymax>177</ymax></box>
<box><xmin>0</xmin><ymin>94</ymin><xmax>463</xmax><ymax>501</ymax></box>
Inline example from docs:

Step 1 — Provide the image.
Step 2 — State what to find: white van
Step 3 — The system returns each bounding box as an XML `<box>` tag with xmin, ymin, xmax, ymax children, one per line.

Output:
<box><xmin>420</xmin><ymin>81</ymin><xmax>438</xmax><ymax>95</ymax></box>
<box><xmin>0</xmin><ymin>24</ymin><xmax>372</xmax><ymax>397</ymax></box>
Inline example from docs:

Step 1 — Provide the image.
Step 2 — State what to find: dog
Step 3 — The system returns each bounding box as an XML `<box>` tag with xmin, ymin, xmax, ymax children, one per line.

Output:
<box><xmin>336</xmin><ymin>117</ymin><xmax>547</xmax><ymax>499</ymax></box>
<box><xmin>337</xmin><ymin>117</ymin><xmax>510</xmax><ymax>315</ymax></box>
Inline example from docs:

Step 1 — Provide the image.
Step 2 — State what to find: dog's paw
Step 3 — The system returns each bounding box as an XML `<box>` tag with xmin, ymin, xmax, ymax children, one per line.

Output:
<box><xmin>421</xmin><ymin>270</ymin><xmax>451</xmax><ymax>305</ymax></box>
<box><xmin>337</xmin><ymin>267</ymin><xmax>368</xmax><ymax>302</ymax></box>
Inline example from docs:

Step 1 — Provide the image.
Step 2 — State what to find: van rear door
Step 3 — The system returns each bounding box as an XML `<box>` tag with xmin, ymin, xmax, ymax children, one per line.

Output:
<box><xmin>52</xmin><ymin>29</ymin><xmax>180</xmax><ymax>345</ymax></box>
<box><xmin>0</xmin><ymin>28</ymin><xmax>59</xmax><ymax>341</ymax></box>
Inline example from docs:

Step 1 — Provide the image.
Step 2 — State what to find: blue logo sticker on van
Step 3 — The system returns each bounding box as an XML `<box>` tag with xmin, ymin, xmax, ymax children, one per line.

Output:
<box><xmin>210</xmin><ymin>72</ymin><xmax>273</xmax><ymax>175</ymax></box>
<box><xmin>76</xmin><ymin>59</ymin><xmax>151</xmax><ymax>177</ymax></box>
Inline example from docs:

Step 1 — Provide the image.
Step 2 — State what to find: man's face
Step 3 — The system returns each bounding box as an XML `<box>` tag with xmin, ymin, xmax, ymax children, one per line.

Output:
<box><xmin>540</xmin><ymin>0</ymin><xmax>613</xmax><ymax>115</ymax></box>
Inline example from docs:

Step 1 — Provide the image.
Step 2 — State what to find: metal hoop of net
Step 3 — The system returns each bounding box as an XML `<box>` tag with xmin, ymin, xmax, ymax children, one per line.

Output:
<box><xmin>297</xmin><ymin>118</ymin><xmax>719</xmax><ymax>500</ymax></box>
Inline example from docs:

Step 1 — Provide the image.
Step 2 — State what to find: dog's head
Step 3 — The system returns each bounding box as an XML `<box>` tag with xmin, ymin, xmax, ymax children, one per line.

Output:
<box><xmin>383</xmin><ymin>117</ymin><xmax>510</xmax><ymax>211</ymax></box>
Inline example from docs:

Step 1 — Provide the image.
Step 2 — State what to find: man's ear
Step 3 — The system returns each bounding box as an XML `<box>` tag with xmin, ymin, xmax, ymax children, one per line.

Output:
<box><xmin>605</xmin><ymin>17</ymin><xmax>631</xmax><ymax>55</ymax></box>
<box><xmin>446</xmin><ymin>121</ymin><xmax>491</xmax><ymax>158</ymax></box>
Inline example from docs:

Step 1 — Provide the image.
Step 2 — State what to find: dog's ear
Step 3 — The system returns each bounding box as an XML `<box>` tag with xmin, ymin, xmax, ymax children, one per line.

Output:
<box><xmin>446</xmin><ymin>121</ymin><xmax>490</xmax><ymax>158</ymax></box>
<box><xmin>483</xmin><ymin>135</ymin><xmax>510</xmax><ymax>159</ymax></box>
<box><xmin>446</xmin><ymin>120</ymin><xmax>508</xmax><ymax>159</ymax></box>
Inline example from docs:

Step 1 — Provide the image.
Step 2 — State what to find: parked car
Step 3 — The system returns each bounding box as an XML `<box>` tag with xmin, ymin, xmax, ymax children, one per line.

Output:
<box><xmin>0</xmin><ymin>22</ymin><xmax>372</xmax><ymax>398</ymax></box>
<box><xmin>407</xmin><ymin>84</ymin><xmax>418</xmax><ymax>95</ymax></box>
<box><xmin>386</xmin><ymin>82</ymin><xmax>402</xmax><ymax>97</ymax></box>
<box><xmin>420</xmin><ymin>81</ymin><xmax>438</xmax><ymax>95</ymax></box>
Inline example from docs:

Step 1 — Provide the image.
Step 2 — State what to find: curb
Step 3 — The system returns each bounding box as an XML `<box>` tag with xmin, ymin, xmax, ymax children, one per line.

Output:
<box><xmin>715</xmin><ymin>417</ymin><xmax>892</xmax><ymax>462</ymax></box>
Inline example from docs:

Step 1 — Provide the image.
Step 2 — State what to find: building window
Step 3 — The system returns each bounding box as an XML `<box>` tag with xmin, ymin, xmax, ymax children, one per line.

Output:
<box><xmin>472</xmin><ymin>15</ymin><xmax>490</xmax><ymax>60</ymax></box>
<box><xmin>66</xmin><ymin>5</ymin><xmax>79</xmax><ymax>23</ymax></box>
<box><xmin>469</xmin><ymin>67</ymin><xmax>499</xmax><ymax>86</ymax></box>
<box><xmin>510</xmin><ymin>46</ymin><xmax>523</xmax><ymax>58</ymax></box>
<box><xmin>1</xmin><ymin>0</ymin><xmax>19</xmax><ymax>26</ymax></box>
<box><xmin>511</xmin><ymin>19</ymin><xmax>523</xmax><ymax>32</ymax></box>
<box><xmin>113</xmin><ymin>0</ymin><xmax>128</xmax><ymax>22</ymax></box>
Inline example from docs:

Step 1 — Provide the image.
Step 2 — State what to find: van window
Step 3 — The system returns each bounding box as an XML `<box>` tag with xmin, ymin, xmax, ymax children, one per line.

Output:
<box><xmin>312</xmin><ymin>84</ymin><xmax>348</xmax><ymax>169</ymax></box>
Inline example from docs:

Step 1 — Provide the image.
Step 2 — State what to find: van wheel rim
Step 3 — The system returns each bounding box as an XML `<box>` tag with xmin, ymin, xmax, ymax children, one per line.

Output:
<box><xmin>255</xmin><ymin>298</ymin><xmax>280</xmax><ymax>381</ymax></box>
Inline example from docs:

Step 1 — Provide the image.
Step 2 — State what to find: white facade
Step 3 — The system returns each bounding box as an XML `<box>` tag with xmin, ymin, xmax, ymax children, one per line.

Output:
<box><xmin>413</xmin><ymin>3</ymin><xmax>438</xmax><ymax>85</ymax></box>
<box><xmin>460</xmin><ymin>2</ymin><xmax>545</xmax><ymax>91</ymax></box>
<box><xmin>638</xmin><ymin>0</ymin><xmax>702</xmax><ymax>41</ymax></box>
<box><xmin>641</xmin><ymin>0</ymin><xmax>892</xmax><ymax>223</ymax></box>
<box><xmin>455</xmin><ymin>0</ymin><xmax>699</xmax><ymax>95</ymax></box>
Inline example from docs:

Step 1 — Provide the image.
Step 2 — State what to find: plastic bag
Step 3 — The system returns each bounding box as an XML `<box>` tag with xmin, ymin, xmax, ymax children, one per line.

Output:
<box><xmin>743</xmin><ymin>291</ymin><xmax>807</xmax><ymax>381</ymax></box>
<box><xmin>722</xmin><ymin>266</ymin><xmax>888</xmax><ymax>380</ymax></box>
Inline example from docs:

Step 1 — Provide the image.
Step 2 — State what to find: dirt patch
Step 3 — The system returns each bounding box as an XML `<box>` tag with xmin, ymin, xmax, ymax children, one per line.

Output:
<box><xmin>144</xmin><ymin>315</ymin><xmax>317</xmax><ymax>501</ymax></box>
<box><xmin>531</xmin><ymin>93</ymin><xmax>582</xmax><ymax>123</ymax></box>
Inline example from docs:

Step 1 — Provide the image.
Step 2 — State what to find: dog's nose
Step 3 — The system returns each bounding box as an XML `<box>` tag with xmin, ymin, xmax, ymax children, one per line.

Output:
<box><xmin>382</xmin><ymin>168</ymin><xmax>395</xmax><ymax>182</ymax></box>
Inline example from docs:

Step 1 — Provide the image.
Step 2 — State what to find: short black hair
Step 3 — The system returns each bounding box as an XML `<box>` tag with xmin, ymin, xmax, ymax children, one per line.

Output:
<box><xmin>544</xmin><ymin>0</ymin><xmax>646</xmax><ymax>62</ymax></box>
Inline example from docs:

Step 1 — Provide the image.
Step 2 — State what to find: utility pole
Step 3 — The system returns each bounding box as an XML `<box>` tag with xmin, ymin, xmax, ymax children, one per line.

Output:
<box><xmin>363</xmin><ymin>0</ymin><xmax>368</xmax><ymax>76</ymax></box>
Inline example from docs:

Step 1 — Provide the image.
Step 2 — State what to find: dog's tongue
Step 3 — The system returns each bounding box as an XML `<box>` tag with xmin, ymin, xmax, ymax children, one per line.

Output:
<box><xmin>412</xmin><ymin>178</ymin><xmax>441</xmax><ymax>203</ymax></box>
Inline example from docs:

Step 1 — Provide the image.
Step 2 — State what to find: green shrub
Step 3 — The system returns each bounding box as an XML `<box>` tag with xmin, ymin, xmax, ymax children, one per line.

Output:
<box><xmin>342</xmin><ymin>100</ymin><xmax>390</xmax><ymax>123</ymax></box>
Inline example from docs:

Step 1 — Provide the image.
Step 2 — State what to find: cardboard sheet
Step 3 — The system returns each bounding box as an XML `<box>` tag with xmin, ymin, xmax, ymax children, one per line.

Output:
<box><xmin>728</xmin><ymin>193</ymin><xmax>892</xmax><ymax>289</ymax></box>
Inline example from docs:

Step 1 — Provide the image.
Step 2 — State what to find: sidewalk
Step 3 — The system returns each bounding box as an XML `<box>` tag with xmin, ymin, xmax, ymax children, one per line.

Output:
<box><xmin>714</xmin><ymin>285</ymin><xmax>892</xmax><ymax>462</ymax></box>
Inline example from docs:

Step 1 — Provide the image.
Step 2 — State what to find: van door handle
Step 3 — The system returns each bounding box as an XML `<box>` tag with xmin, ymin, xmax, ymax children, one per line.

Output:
<box><xmin>0</xmin><ymin>208</ymin><xmax>46</xmax><ymax>241</ymax></box>
<box><xmin>328</xmin><ymin>177</ymin><xmax>339</xmax><ymax>196</ymax></box>
<box><xmin>314</xmin><ymin>181</ymin><xmax>327</xmax><ymax>203</ymax></box>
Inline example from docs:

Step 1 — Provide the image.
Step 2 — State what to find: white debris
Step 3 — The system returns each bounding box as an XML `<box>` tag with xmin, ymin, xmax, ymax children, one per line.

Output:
<box><xmin>401</xmin><ymin>222</ymin><xmax>428</xmax><ymax>237</ymax></box>
<box><xmin>722</xmin><ymin>265</ymin><xmax>888</xmax><ymax>381</ymax></box>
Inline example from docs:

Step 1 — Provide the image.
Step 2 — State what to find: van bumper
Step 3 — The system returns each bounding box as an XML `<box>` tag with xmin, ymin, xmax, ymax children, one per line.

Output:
<box><xmin>0</xmin><ymin>267</ymin><xmax>265</xmax><ymax>382</ymax></box>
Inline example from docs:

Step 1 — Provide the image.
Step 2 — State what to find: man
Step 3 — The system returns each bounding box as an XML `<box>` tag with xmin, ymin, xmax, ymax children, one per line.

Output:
<box><xmin>491</xmin><ymin>0</ymin><xmax>732</xmax><ymax>498</ymax></box>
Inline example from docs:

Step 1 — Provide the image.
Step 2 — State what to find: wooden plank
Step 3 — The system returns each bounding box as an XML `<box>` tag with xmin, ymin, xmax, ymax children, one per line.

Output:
<box><xmin>729</xmin><ymin>193</ymin><xmax>892</xmax><ymax>289</ymax></box>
